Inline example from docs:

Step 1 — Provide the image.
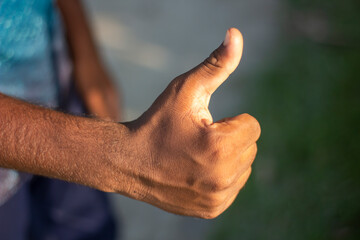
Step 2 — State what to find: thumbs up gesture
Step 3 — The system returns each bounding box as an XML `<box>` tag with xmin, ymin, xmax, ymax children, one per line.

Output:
<box><xmin>122</xmin><ymin>28</ymin><xmax>261</xmax><ymax>219</ymax></box>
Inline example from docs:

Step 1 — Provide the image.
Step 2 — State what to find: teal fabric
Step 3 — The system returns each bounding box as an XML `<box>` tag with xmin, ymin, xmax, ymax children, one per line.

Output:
<box><xmin>0</xmin><ymin>0</ymin><xmax>58</xmax><ymax>107</ymax></box>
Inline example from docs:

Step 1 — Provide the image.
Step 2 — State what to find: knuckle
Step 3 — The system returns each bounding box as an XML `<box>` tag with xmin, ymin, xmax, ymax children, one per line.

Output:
<box><xmin>201</xmin><ymin>173</ymin><xmax>232</xmax><ymax>193</ymax></box>
<box><xmin>168</xmin><ymin>75</ymin><xmax>186</xmax><ymax>95</ymax></box>
<box><xmin>215</xmin><ymin>176</ymin><xmax>233</xmax><ymax>191</ymax></box>
<box><xmin>169</xmin><ymin>73</ymin><xmax>198</xmax><ymax>96</ymax></box>
<box><xmin>200</xmin><ymin>48</ymin><xmax>230</xmax><ymax>78</ymax></box>
<box><xmin>249</xmin><ymin>143</ymin><xmax>258</xmax><ymax>157</ymax></box>
<box><xmin>238</xmin><ymin>168</ymin><xmax>252</xmax><ymax>189</ymax></box>
<box><xmin>198</xmin><ymin>199</ymin><xmax>225</xmax><ymax>219</ymax></box>
<box><xmin>240</xmin><ymin>113</ymin><xmax>261</xmax><ymax>140</ymax></box>
<box><xmin>208</xmin><ymin>192</ymin><xmax>227</xmax><ymax>208</ymax></box>
<box><xmin>243</xmin><ymin>143</ymin><xmax>258</xmax><ymax>161</ymax></box>
<box><xmin>247</xmin><ymin>144</ymin><xmax>258</xmax><ymax>166</ymax></box>
<box><xmin>200</xmin><ymin>179</ymin><xmax>220</xmax><ymax>193</ymax></box>
<box><xmin>203</xmin><ymin>53</ymin><xmax>222</xmax><ymax>72</ymax></box>
<box><xmin>202</xmin><ymin>209</ymin><xmax>222</xmax><ymax>219</ymax></box>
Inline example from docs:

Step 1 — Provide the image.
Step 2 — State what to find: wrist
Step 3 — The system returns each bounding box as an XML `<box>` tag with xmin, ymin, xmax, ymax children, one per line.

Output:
<box><xmin>101</xmin><ymin>121</ymin><xmax>152</xmax><ymax>200</ymax></box>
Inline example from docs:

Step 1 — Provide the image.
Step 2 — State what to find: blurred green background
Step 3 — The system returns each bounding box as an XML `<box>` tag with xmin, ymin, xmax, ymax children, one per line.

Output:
<box><xmin>210</xmin><ymin>0</ymin><xmax>360</xmax><ymax>239</ymax></box>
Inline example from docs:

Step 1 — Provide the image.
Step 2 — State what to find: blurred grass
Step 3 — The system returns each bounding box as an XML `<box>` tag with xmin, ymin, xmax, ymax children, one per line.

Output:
<box><xmin>210</xmin><ymin>1</ymin><xmax>360</xmax><ymax>239</ymax></box>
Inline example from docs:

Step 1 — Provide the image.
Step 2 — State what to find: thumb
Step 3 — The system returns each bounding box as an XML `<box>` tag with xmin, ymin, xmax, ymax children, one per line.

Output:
<box><xmin>185</xmin><ymin>28</ymin><xmax>243</xmax><ymax>97</ymax></box>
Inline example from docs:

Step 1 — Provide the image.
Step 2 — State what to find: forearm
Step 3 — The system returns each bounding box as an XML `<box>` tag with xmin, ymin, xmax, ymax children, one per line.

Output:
<box><xmin>0</xmin><ymin>93</ymin><xmax>131</xmax><ymax>192</ymax></box>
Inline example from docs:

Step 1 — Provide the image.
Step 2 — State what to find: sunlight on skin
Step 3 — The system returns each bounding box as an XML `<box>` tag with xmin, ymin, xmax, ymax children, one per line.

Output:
<box><xmin>119</xmin><ymin>28</ymin><xmax>261</xmax><ymax>218</ymax></box>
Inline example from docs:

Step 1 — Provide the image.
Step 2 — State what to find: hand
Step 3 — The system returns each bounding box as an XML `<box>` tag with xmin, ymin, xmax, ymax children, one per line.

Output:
<box><xmin>120</xmin><ymin>28</ymin><xmax>261</xmax><ymax>219</ymax></box>
<box><xmin>74</xmin><ymin>61</ymin><xmax>122</xmax><ymax>121</ymax></box>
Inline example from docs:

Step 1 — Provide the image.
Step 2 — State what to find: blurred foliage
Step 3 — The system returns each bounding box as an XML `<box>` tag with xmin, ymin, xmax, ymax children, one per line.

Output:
<box><xmin>289</xmin><ymin>0</ymin><xmax>360</xmax><ymax>42</ymax></box>
<box><xmin>210</xmin><ymin>1</ymin><xmax>360</xmax><ymax>240</ymax></box>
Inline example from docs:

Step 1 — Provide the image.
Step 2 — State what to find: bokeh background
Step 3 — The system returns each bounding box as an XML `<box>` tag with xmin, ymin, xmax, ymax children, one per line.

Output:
<box><xmin>84</xmin><ymin>0</ymin><xmax>360</xmax><ymax>239</ymax></box>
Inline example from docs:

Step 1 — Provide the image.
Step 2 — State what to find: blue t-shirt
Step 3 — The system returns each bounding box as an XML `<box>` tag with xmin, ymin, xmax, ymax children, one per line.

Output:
<box><xmin>0</xmin><ymin>0</ymin><xmax>58</xmax><ymax>106</ymax></box>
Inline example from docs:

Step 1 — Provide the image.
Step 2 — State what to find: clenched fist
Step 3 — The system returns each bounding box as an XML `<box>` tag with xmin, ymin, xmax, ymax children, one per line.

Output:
<box><xmin>113</xmin><ymin>28</ymin><xmax>260</xmax><ymax>219</ymax></box>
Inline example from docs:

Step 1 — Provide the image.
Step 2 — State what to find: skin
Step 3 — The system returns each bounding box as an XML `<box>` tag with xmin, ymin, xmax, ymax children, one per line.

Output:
<box><xmin>57</xmin><ymin>0</ymin><xmax>122</xmax><ymax>121</ymax></box>
<box><xmin>0</xmin><ymin>27</ymin><xmax>260</xmax><ymax>219</ymax></box>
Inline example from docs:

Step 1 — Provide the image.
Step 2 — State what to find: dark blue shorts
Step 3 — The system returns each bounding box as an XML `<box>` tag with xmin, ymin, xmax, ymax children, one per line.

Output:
<box><xmin>0</xmin><ymin>176</ymin><xmax>117</xmax><ymax>240</ymax></box>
